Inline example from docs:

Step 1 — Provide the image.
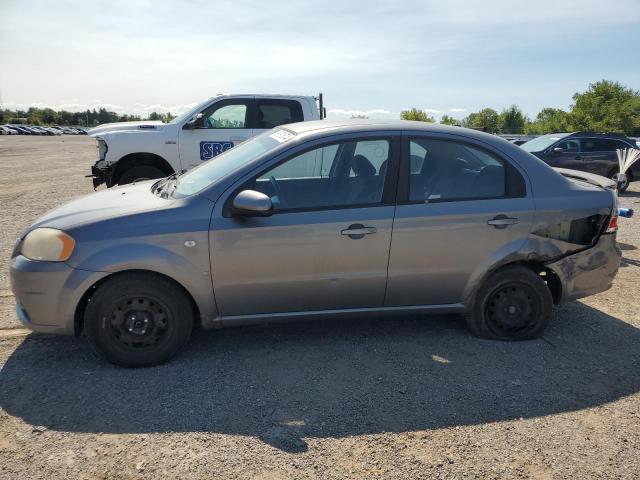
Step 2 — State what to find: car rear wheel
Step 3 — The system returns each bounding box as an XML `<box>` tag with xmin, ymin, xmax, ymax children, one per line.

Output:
<box><xmin>84</xmin><ymin>272</ymin><xmax>194</xmax><ymax>367</ymax></box>
<box><xmin>466</xmin><ymin>266</ymin><xmax>552</xmax><ymax>340</ymax></box>
<box><xmin>118</xmin><ymin>165</ymin><xmax>167</xmax><ymax>185</ymax></box>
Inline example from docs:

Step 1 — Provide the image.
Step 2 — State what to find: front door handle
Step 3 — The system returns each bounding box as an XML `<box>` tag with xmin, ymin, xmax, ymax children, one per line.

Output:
<box><xmin>487</xmin><ymin>215</ymin><xmax>519</xmax><ymax>229</ymax></box>
<box><xmin>341</xmin><ymin>224</ymin><xmax>377</xmax><ymax>239</ymax></box>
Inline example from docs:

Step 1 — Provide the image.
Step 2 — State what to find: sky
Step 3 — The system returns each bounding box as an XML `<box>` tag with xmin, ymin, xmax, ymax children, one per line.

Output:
<box><xmin>1</xmin><ymin>0</ymin><xmax>639</xmax><ymax>121</ymax></box>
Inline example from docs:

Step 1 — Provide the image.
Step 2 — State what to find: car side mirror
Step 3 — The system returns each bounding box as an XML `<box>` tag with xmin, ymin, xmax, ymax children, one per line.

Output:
<box><xmin>183</xmin><ymin>113</ymin><xmax>205</xmax><ymax>130</ymax></box>
<box><xmin>232</xmin><ymin>190</ymin><xmax>273</xmax><ymax>217</ymax></box>
<box><xmin>552</xmin><ymin>147</ymin><xmax>564</xmax><ymax>154</ymax></box>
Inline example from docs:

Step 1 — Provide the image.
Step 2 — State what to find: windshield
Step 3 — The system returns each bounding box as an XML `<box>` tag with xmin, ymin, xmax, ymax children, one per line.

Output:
<box><xmin>520</xmin><ymin>134</ymin><xmax>568</xmax><ymax>152</ymax></box>
<box><xmin>173</xmin><ymin>130</ymin><xmax>291</xmax><ymax>196</ymax></box>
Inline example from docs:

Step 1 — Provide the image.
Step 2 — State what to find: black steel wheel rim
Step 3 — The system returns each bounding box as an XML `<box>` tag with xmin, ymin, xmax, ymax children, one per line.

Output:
<box><xmin>485</xmin><ymin>282</ymin><xmax>539</xmax><ymax>337</ymax></box>
<box><xmin>105</xmin><ymin>295</ymin><xmax>172</xmax><ymax>351</ymax></box>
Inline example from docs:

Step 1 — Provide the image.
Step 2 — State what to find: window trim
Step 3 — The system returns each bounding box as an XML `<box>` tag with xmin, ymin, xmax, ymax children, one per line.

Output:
<box><xmin>397</xmin><ymin>134</ymin><xmax>527</xmax><ymax>205</ymax></box>
<box><xmin>223</xmin><ymin>134</ymin><xmax>401</xmax><ymax>216</ymax></box>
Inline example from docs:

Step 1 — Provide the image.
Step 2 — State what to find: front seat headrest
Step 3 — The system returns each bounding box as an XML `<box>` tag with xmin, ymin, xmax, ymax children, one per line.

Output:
<box><xmin>351</xmin><ymin>155</ymin><xmax>376</xmax><ymax>177</ymax></box>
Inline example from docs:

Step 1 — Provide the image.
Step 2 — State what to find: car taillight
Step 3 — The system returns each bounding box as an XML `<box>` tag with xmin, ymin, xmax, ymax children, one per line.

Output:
<box><xmin>606</xmin><ymin>214</ymin><xmax>618</xmax><ymax>233</ymax></box>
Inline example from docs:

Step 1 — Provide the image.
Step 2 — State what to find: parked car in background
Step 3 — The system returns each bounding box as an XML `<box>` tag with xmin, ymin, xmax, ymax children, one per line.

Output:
<box><xmin>520</xmin><ymin>132</ymin><xmax>638</xmax><ymax>191</ymax></box>
<box><xmin>9</xmin><ymin>125</ymin><xmax>31</xmax><ymax>134</ymax></box>
<box><xmin>88</xmin><ymin>93</ymin><xmax>325</xmax><ymax>188</ymax></box>
<box><xmin>32</xmin><ymin>126</ymin><xmax>56</xmax><ymax>136</ymax></box>
<box><xmin>0</xmin><ymin>126</ymin><xmax>19</xmax><ymax>135</ymax></box>
<box><xmin>11</xmin><ymin>121</ymin><xmax>621</xmax><ymax>366</ymax></box>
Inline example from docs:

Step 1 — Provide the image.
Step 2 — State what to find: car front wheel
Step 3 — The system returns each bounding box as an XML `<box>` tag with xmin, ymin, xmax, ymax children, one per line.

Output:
<box><xmin>84</xmin><ymin>272</ymin><xmax>194</xmax><ymax>367</ymax></box>
<box><xmin>466</xmin><ymin>266</ymin><xmax>552</xmax><ymax>340</ymax></box>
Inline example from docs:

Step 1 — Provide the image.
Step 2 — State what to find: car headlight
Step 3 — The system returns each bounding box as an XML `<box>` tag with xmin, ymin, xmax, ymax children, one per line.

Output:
<box><xmin>21</xmin><ymin>228</ymin><xmax>76</xmax><ymax>262</ymax></box>
<box><xmin>96</xmin><ymin>137</ymin><xmax>108</xmax><ymax>160</ymax></box>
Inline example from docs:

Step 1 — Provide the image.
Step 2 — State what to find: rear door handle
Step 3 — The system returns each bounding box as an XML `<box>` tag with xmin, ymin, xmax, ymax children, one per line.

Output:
<box><xmin>487</xmin><ymin>215</ymin><xmax>519</xmax><ymax>229</ymax></box>
<box><xmin>341</xmin><ymin>224</ymin><xmax>377</xmax><ymax>239</ymax></box>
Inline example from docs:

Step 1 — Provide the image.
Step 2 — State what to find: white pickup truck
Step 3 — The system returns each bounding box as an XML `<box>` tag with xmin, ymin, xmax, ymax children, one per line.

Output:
<box><xmin>88</xmin><ymin>94</ymin><xmax>324</xmax><ymax>188</ymax></box>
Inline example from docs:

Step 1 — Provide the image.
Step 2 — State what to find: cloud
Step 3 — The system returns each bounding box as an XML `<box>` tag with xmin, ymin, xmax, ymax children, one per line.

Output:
<box><xmin>449</xmin><ymin>108</ymin><xmax>467</xmax><ymax>113</ymax></box>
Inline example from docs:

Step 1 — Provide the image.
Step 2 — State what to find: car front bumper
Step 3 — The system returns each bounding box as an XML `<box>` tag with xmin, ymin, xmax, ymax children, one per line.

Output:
<box><xmin>10</xmin><ymin>255</ymin><xmax>108</xmax><ymax>335</ymax></box>
<box><xmin>547</xmin><ymin>233</ymin><xmax>622</xmax><ymax>303</ymax></box>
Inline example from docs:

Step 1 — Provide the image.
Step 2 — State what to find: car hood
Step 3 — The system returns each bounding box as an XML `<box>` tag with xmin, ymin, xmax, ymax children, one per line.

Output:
<box><xmin>26</xmin><ymin>181</ymin><xmax>173</xmax><ymax>233</ymax></box>
<box><xmin>88</xmin><ymin>121</ymin><xmax>165</xmax><ymax>136</ymax></box>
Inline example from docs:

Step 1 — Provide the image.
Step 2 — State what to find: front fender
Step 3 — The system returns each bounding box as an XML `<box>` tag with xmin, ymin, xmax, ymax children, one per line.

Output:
<box><xmin>99</xmin><ymin>128</ymin><xmax>179</xmax><ymax>170</ymax></box>
<box><xmin>70</xmin><ymin>240</ymin><xmax>219</xmax><ymax>328</ymax></box>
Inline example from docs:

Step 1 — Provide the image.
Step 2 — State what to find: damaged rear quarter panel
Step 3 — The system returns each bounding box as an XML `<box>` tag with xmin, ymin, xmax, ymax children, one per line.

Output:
<box><xmin>527</xmin><ymin>186</ymin><xmax>620</xmax><ymax>302</ymax></box>
<box><xmin>545</xmin><ymin>233</ymin><xmax>621</xmax><ymax>302</ymax></box>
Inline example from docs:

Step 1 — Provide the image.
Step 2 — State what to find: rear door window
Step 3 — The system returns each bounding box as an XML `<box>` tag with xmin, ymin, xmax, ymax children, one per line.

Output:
<box><xmin>407</xmin><ymin>138</ymin><xmax>523</xmax><ymax>202</ymax></box>
<box><xmin>581</xmin><ymin>138</ymin><xmax>620</xmax><ymax>152</ymax></box>
<box><xmin>255</xmin><ymin>100</ymin><xmax>304</xmax><ymax>129</ymax></box>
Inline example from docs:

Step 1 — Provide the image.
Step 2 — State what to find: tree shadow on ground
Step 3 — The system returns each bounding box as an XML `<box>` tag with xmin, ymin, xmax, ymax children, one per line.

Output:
<box><xmin>1</xmin><ymin>302</ymin><xmax>639</xmax><ymax>452</ymax></box>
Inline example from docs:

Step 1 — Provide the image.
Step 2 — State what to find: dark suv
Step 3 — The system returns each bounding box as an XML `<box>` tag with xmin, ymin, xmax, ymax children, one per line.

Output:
<box><xmin>520</xmin><ymin>132</ymin><xmax>639</xmax><ymax>191</ymax></box>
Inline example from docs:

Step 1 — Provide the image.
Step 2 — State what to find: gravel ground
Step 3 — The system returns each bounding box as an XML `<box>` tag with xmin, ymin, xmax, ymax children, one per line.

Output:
<box><xmin>0</xmin><ymin>136</ymin><xmax>639</xmax><ymax>479</ymax></box>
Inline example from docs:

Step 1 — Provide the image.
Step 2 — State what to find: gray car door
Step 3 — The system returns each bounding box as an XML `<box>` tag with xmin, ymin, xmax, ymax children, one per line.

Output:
<box><xmin>209</xmin><ymin>135</ymin><xmax>399</xmax><ymax>317</ymax></box>
<box><xmin>385</xmin><ymin>135</ymin><xmax>534</xmax><ymax>307</ymax></box>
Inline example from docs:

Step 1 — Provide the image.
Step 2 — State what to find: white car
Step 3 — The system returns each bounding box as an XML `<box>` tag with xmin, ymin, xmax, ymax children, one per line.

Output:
<box><xmin>0</xmin><ymin>126</ymin><xmax>19</xmax><ymax>135</ymax></box>
<box><xmin>89</xmin><ymin>94</ymin><xmax>324</xmax><ymax>188</ymax></box>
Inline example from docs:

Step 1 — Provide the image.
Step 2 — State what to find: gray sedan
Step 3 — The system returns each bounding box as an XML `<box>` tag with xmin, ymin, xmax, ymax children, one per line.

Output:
<box><xmin>10</xmin><ymin>121</ymin><xmax>622</xmax><ymax>366</ymax></box>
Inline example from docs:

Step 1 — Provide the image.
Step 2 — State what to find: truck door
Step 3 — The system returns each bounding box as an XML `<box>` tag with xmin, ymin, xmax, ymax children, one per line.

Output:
<box><xmin>178</xmin><ymin>97</ymin><xmax>254</xmax><ymax>171</ymax></box>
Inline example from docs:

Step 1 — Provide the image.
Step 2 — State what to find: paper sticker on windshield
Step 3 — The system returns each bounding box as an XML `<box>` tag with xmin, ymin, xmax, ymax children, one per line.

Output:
<box><xmin>269</xmin><ymin>130</ymin><xmax>295</xmax><ymax>143</ymax></box>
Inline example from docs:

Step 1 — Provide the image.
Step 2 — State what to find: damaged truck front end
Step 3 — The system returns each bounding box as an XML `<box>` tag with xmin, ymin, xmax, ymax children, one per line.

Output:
<box><xmin>88</xmin><ymin>137</ymin><xmax>112</xmax><ymax>189</ymax></box>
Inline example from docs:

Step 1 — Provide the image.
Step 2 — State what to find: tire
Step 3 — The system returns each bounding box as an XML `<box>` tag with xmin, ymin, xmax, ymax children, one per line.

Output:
<box><xmin>117</xmin><ymin>165</ymin><xmax>167</xmax><ymax>185</ymax></box>
<box><xmin>609</xmin><ymin>168</ymin><xmax>630</xmax><ymax>192</ymax></box>
<box><xmin>84</xmin><ymin>272</ymin><xmax>194</xmax><ymax>367</ymax></box>
<box><xmin>466</xmin><ymin>266</ymin><xmax>552</xmax><ymax>341</ymax></box>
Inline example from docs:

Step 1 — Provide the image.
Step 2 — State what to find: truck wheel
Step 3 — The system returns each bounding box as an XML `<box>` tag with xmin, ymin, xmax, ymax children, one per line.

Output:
<box><xmin>84</xmin><ymin>272</ymin><xmax>194</xmax><ymax>367</ymax></box>
<box><xmin>466</xmin><ymin>266</ymin><xmax>552</xmax><ymax>341</ymax></box>
<box><xmin>118</xmin><ymin>165</ymin><xmax>167</xmax><ymax>185</ymax></box>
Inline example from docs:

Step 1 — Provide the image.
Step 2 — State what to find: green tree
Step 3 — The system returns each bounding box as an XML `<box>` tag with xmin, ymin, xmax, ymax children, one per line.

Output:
<box><xmin>440</xmin><ymin>114</ymin><xmax>460</xmax><ymax>126</ymax></box>
<box><xmin>525</xmin><ymin>108</ymin><xmax>572</xmax><ymax>134</ymax></box>
<box><xmin>462</xmin><ymin>108</ymin><xmax>499</xmax><ymax>133</ymax></box>
<box><xmin>498</xmin><ymin>104</ymin><xmax>526</xmax><ymax>134</ymax></box>
<box><xmin>400</xmin><ymin>108</ymin><xmax>435</xmax><ymax>122</ymax></box>
<box><xmin>570</xmin><ymin>79</ymin><xmax>640</xmax><ymax>135</ymax></box>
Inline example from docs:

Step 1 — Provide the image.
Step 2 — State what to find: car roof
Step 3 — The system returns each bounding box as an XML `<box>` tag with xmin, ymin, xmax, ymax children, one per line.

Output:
<box><xmin>284</xmin><ymin>119</ymin><xmax>498</xmax><ymax>139</ymax></box>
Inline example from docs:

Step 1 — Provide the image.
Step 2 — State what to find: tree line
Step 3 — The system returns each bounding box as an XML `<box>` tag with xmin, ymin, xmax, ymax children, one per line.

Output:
<box><xmin>0</xmin><ymin>107</ymin><xmax>175</xmax><ymax>127</ymax></box>
<box><xmin>401</xmin><ymin>80</ymin><xmax>640</xmax><ymax>136</ymax></box>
